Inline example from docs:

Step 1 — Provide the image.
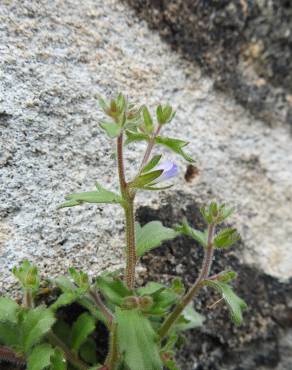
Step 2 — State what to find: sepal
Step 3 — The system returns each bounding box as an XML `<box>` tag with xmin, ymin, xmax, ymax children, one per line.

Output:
<box><xmin>155</xmin><ymin>136</ymin><xmax>194</xmax><ymax>162</ymax></box>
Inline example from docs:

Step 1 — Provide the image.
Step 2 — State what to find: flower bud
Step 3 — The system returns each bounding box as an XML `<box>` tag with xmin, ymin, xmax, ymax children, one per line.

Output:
<box><xmin>139</xmin><ymin>296</ymin><xmax>154</xmax><ymax>310</ymax></box>
<box><xmin>122</xmin><ymin>296</ymin><xmax>139</xmax><ymax>310</ymax></box>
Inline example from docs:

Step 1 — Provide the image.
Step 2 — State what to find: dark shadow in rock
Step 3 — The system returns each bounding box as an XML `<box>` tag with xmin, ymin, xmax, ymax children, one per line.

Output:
<box><xmin>136</xmin><ymin>197</ymin><xmax>292</xmax><ymax>370</ymax></box>
<box><xmin>125</xmin><ymin>0</ymin><xmax>292</xmax><ymax>127</ymax></box>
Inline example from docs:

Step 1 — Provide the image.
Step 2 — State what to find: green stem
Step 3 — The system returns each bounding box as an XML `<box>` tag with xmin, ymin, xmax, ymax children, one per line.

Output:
<box><xmin>124</xmin><ymin>198</ymin><xmax>136</xmax><ymax>289</ymax></box>
<box><xmin>89</xmin><ymin>289</ymin><xmax>114</xmax><ymax>327</ymax></box>
<box><xmin>158</xmin><ymin>223</ymin><xmax>215</xmax><ymax>340</ymax></box>
<box><xmin>117</xmin><ymin>134</ymin><xmax>137</xmax><ymax>289</ymax></box>
<box><xmin>117</xmin><ymin>134</ymin><xmax>127</xmax><ymax>198</ymax></box>
<box><xmin>138</xmin><ymin>124</ymin><xmax>162</xmax><ymax>174</ymax></box>
<box><xmin>24</xmin><ymin>288</ymin><xmax>34</xmax><ymax>308</ymax></box>
<box><xmin>105</xmin><ymin>323</ymin><xmax>118</xmax><ymax>370</ymax></box>
<box><xmin>48</xmin><ymin>331</ymin><xmax>88</xmax><ymax>370</ymax></box>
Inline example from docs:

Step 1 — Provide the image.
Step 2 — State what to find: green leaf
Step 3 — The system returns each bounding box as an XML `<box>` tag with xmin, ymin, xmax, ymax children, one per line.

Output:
<box><xmin>13</xmin><ymin>260</ymin><xmax>40</xmax><ymax>293</ymax></box>
<box><xmin>116</xmin><ymin>308</ymin><xmax>162</xmax><ymax>370</ymax></box>
<box><xmin>163</xmin><ymin>357</ymin><xmax>180</xmax><ymax>370</ymax></box>
<box><xmin>124</xmin><ymin>130</ymin><xmax>150</xmax><ymax>145</ymax></box>
<box><xmin>71</xmin><ymin>313</ymin><xmax>96</xmax><ymax>353</ymax></box>
<box><xmin>51</xmin><ymin>272</ymin><xmax>89</xmax><ymax>311</ymax></box>
<box><xmin>142</xmin><ymin>184</ymin><xmax>174</xmax><ymax>191</ymax></box>
<box><xmin>50</xmin><ymin>348</ymin><xmax>67</xmax><ymax>370</ymax></box>
<box><xmin>137</xmin><ymin>283</ymin><xmax>177</xmax><ymax>316</ymax></box>
<box><xmin>52</xmin><ymin>320</ymin><xmax>71</xmax><ymax>347</ymax></box>
<box><xmin>156</xmin><ymin>104</ymin><xmax>175</xmax><ymax>125</ymax></box>
<box><xmin>170</xmin><ymin>278</ymin><xmax>185</xmax><ymax>296</ymax></box>
<box><xmin>68</xmin><ymin>268</ymin><xmax>90</xmax><ymax>290</ymax></box>
<box><xmin>203</xmin><ymin>281</ymin><xmax>247</xmax><ymax>325</ymax></box>
<box><xmin>59</xmin><ymin>182</ymin><xmax>123</xmax><ymax>209</ymax></box>
<box><xmin>137</xmin><ymin>282</ymin><xmax>165</xmax><ymax>297</ymax></box>
<box><xmin>155</xmin><ymin>136</ymin><xmax>194</xmax><ymax>162</ymax></box>
<box><xmin>0</xmin><ymin>322</ymin><xmax>20</xmax><ymax>348</ymax></box>
<box><xmin>116</xmin><ymin>93</ymin><xmax>127</xmax><ymax>112</ymax></box>
<box><xmin>213</xmin><ymin>228</ymin><xmax>240</xmax><ymax>249</ymax></box>
<box><xmin>80</xmin><ymin>338</ymin><xmax>98</xmax><ymax>365</ymax></box>
<box><xmin>22</xmin><ymin>307</ymin><xmax>56</xmax><ymax>352</ymax></box>
<box><xmin>216</xmin><ymin>271</ymin><xmax>238</xmax><ymax>283</ymax></box>
<box><xmin>98</xmin><ymin>97</ymin><xmax>109</xmax><ymax>114</ymax></box>
<box><xmin>175</xmin><ymin>304</ymin><xmax>204</xmax><ymax>331</ymax></box>
<box><xmin>50</xmin><ymin>292</ymin><xmax>80</xmax><ymax>312</ymax></box>
<box><xmin>175</xmin><ymin>220</ymin><xmax>207</xmax><ymax>248</ymax></box>
<box><xmin>130</xmin><ymin>170</ymin><xmax>162</xmax><ymax>189</ymax></box>
<box><xmin>0</xmin><ymin>297</ymin><xmax>20</xmax><ymax>323</ymax></box>
<box><xmin>136</xmin><ymin>221</ymin><xmax>178</xmax><ymax>257</ymax></box>
<box><xmin>77</xmin><ymin>296</ymin><xmax>107</xmax><ymax>324</ymax></box>
<box><xmin>57</xmin><ymin>199</ymin><xmax>82</xmax><ymax>209</ymax></box>
<box><xmin>54</xmin><ymin>276</ymin><xmax>76</xmax><ymax>292</ymax></box>
<box><xmin>27</xmin><ymin>344</ymin><xmax>55</xmax><ymax>370</ymax></box>
<box><xmin>142</xmin><ymin>106</ymin><xmax>154</xmax><ymax>133</ymax></box>
<box><xmin>156</xmin><ymin>105</ymin><xmax>163</xmax><ymax>124</ymax></box>
<box><xmin>95</xmin><ymin>274</ymin><xmax>132</xmax><ymax>306</ymax></box>
<box><xmin>142</xmin><ymin>155</ymin><xmax>162</xmax><ymax>173</ymax></box>
<box><xmin>200</xmin><ymin>203</ymin><xmax>235</xmax><ymax>225</ymax></box>
<box><xmin>99</xmin><ymin>121</ymin><xmax>121</xmax><ymax>138</ymax></box>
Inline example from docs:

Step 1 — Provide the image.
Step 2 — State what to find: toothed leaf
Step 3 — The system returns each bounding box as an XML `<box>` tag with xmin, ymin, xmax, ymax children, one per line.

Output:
<box><xmin>213</xmin><ymin>228</ymin><xmax>240</xmax><ymax>249</ymax></box>
<box><xmin>203</xmin><ymin>281</ymin><xmax>247</xmax><ymax>325</ymax></box>
<box><xmin>136</xmin><ymin>221</ymin><xmax>178</xmax><ymax>257</ymax></box>
<box><xmin>0</xmin><ymin>297</ymin><xmax>20</xmax><ymax>324</ymax></box>
<box><xmin>124</xmin><ymin>130</ymin><xmax>150</xmax><ymax>145</ymax></box>
<box><xmin>27</xmin><ymin>344</ymin><xmax>55</xmax><ymax>370</ymax></box>
<box><xmin>22</xmin><ymin>307</ymin><xmax>56</xmax><ymax>352</ymax></box>
<box><xmin>175</xmin><ymin>304</ymin><xmax>204</xmax><ymax>331</ymax></box>
<box><xmin>116</xmin><ymin>308</ymin><xmax>162</xmax><ymax>370</ymax></box>
<box><xmin>99</xmin><ymin>121</ymin><xmax>121</xmax><ymax>138</ymax></box>
<box><xmin>71</xmin><ymin>313</ymin><xmax>96</xmax><ymax>353</ymax></box>
<box><xmin>175</xmin><ymin>220</ymin><xmax>208</xmax><ymax>248</ymax></box>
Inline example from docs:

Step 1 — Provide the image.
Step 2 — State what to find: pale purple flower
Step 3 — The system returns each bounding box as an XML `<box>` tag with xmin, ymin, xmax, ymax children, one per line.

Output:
<box><xmin>153</xmin><ymin>160</ymin><xmax>178</xmax><ymax>183</ymax></box>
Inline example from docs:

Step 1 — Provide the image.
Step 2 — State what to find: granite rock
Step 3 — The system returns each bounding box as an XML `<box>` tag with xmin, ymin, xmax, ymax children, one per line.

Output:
<box><xmin>125</xmin><ymin>0</ymin><xmax>292</xmax><ymax>127</ymax></box>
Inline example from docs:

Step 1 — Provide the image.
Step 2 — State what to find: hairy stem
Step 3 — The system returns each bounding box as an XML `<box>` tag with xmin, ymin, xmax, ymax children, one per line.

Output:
<box><xmin>117</xmin><ymin>134</ymin><xmax>127</xmax><ymax>197</ymax></box>
<box><xmin>23</xmin><ymin>289</ymin><xmax>34</xmax><ymax>308</ymax></box>
<box><xmin>0</xmin><ymin>346</ymin><xmax>26</xmax><ymax>367</ymax></box>
<box><xmin>89</xmin><ymin>289</ymin><xmax>114</xmax><ymax>327</ymax></box>
<box><xmin>124</xmin><ymin>198</ymin><xmax>136</xmax><ymax>289</ymax></box>
<box><xmin>158</xmin><ymin>223</ymin><xmax>215</xmax><ymax>340</ymax></box>
<box><xmin>117</xmin><ymin>134</ymin><xmax>137</xmax><ymax>289</ymax></box>
<box><xmin>105</xmin><ymin>323</ymin><xmax>118</xmax><ymax>370</ymax></box>
<box><xmin>48</xmin><ymin>331</ymin><xmax>88</xmax><ymax>370</ymax></box>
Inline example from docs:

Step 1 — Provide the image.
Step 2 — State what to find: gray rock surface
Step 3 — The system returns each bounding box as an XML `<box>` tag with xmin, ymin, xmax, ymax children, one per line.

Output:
<box><xmin>0</xmin><ymin>0</ymin><xmax>292</xmax><ymax>298</ymax></box>
<box><xmin>126</xmin><ymin>0</ymin><xmax>292</xmax><ymax>127</ymax></box>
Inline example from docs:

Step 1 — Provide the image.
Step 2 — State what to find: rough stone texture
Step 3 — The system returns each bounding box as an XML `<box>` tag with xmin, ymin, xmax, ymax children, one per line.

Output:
<box><xmin>125</xmin><ymin>0</ymin><xmax>292</xmax><ymax>127</ymax></box>
<box><xmin>0</xmin><ymin>0</ymin><xmax>292</xmax><ymax>369</ymax></box>
<box><xmin>0</xmin><ymin>0</ymin><xmax>292</xmax><ymax>288</ymax></box>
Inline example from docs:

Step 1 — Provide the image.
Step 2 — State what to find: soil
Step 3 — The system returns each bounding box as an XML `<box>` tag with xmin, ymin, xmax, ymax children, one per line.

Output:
<box><xmin>136</xmin><ymin>196</ymin><xmax>292</xmax><ymax>370</ymax></box>
<box><xmin>125</xmin><ymin>0</ymin><xmax>292</xmax><ymax>128</ymax></box>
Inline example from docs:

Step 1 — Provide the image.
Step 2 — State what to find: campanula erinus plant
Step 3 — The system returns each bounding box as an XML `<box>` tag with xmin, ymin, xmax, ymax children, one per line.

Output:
<box><xmin>0</xmin><ymin>94</ymin><xmax>247</xmax><ymax>370</ymax></box>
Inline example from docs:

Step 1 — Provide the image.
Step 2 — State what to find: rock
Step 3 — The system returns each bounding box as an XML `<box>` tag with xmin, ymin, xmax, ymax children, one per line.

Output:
<box><xmin>0</xmin><ymin>0</ymin><xmax>291</xmax><ymax>368</ymax></box>
<box><xmin>125</xmin><ymin>0</ymin><xmax>292</xmax><ymax>127</ymax></box>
